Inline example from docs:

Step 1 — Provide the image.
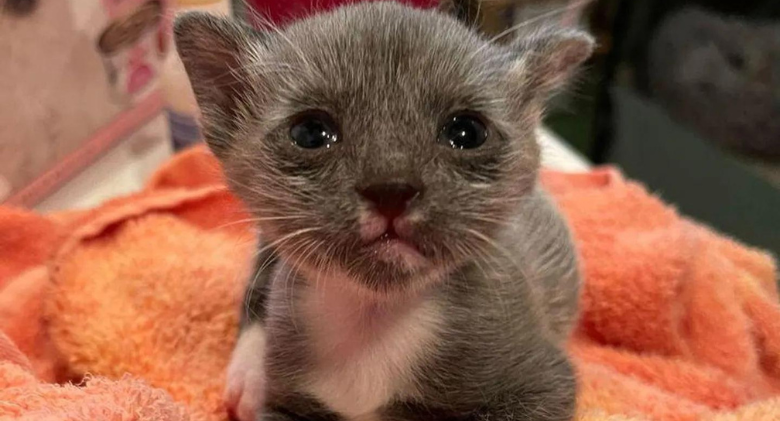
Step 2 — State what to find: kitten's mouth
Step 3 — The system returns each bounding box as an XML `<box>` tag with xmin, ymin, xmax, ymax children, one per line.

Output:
<box><xmin>364</xmin><ymin>224</ymin><xmax>426</xmax><ymax>268</ymax></box>
<box><xmin>372</xmin><ymin>224</ymin><xmax>400</xmax><ymax>242</ymax></box>
<box><xmin>370</xmin><ymin>238</ymin><xmax>425</xmax><ymax>268</ymax></box>
<box><xmin>368</xmin><ymin>225</ymin><xmax>415</xmax><ymax>249</ymax></box>
<box><xmin>356</xmin><ymin>207</ymin><xmax>430</xmax><ymax>270</ymax></box>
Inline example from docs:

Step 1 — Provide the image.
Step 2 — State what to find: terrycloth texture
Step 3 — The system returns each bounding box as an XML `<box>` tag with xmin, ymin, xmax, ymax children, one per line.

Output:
<box><xmin>0</xmin><ymin>329</ymin><xmax>188</xmax><ymax>421</ymax></box>
<box><xmin>0</xmin><ymin>145</ymin><xmax>777</xmax><ymax>421</ymax></box>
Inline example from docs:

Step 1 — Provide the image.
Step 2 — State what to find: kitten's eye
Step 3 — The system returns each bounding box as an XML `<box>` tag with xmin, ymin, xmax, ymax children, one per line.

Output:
<box><xmin>438</xmin><ymin>112</ymin><xmax>488</xmax><ymax>150</ymax></box>
<box><xmin>290</xmin><ymin>112</ymin><xmax>339</xmax><ymax>149</ymax></box>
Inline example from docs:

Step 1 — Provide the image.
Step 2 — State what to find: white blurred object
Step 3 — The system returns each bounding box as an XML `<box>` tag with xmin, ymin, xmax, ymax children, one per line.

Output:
<box><xmin>36</xmin><ymin>114</ymin><xmax>172</xmax><ymax>212</ymax></box>
<box><xmin>539</xmin><ymin>128</ymin><xmax>591</xmax><ymax>172</ymax></box>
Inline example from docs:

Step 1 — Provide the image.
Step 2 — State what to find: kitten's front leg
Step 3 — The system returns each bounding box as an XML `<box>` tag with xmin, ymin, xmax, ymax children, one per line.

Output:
<box><xmin>480</xmin><ymin>355</ymin><xmax>577</xmax><ymax>421</ymax></box>
<box><xmin>387</xmin><ymin>346</ymin><xmax>577</xmax><ymax>421</ymax></box>
<box><xmin>226</xmin><ymin>247</ymin><xmax>278</xmax><ymax>421</ymax></box>
<box><xmin>226</xmin><ymin>323</ymin><xmax>267</xmax><ymax>421</ymax></box>
<box><xmin>388</xmin><ymin>392</ymin><xmax>576</xmax><ymax>421</ymax></box>
<box><xmin>258</xmin><ymin>401</ymin><xmax>340</xmax><ymax>421</ymax></box>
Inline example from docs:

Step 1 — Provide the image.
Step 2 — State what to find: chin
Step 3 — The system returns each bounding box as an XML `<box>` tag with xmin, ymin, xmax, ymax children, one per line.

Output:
<box><xmin>345</xmin><ymin>254</ymin><xmax>450</xmax><ymax>297</ymax></box>
<box><xmin>286</xmin><ymin>228</ymin><xmax>454</xmax><ymax>297</ymax></box>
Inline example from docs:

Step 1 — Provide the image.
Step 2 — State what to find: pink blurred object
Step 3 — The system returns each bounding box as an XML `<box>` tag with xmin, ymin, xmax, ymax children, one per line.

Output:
<box><xmin>244</xmin><ymin>0</ymin><xmax>440</xmax><ymax>26</ymax></box>
<box><xmin>0</xmin><ymin>0</ymin><xmax>172</xmax><ymax>208</ymax></box>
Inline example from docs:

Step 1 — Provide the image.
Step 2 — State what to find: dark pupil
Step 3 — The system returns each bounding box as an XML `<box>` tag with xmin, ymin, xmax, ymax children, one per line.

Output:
<box><xmin>442</xmin><ymin>115</ymin><xmax>487</xmax><ymax>149</ymax></box>
<box><xmin>291</xmin><ymin>118</ymin><xmax>336</xmax><ymax>149</ymax></box>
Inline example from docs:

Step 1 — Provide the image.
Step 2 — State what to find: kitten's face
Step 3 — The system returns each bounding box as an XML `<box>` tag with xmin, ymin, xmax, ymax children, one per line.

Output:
<box><xmin>175</xmin><ymin>2</ymin><xmax>592</xmax><ymax>294</ymax></box>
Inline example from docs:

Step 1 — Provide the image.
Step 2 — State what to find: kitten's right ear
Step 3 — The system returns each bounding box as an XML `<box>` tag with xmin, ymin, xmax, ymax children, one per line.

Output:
<box><xmin>174</xmin><ymin>12</ymin><xmax>257</xmax><ymax>155</ymax></box>
<box><xmin>510</xmin><ymin>27</ymin><xmax>594</xmax><ymax>99</ymax></box>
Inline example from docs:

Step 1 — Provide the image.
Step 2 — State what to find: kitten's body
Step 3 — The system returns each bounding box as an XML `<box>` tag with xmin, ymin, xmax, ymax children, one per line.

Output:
<box><xmin>233</xmin><ymin>188</ymin><xmax>578</xmax><ymax>421</ymax></box>
<box><xmin>175</xmin><ymin>3</ymin><xmax>592</xmax><ymax>421</ymax></box>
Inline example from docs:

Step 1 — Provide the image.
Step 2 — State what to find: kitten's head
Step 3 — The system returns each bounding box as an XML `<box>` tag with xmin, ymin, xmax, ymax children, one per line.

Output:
<box><xmin>175</xmin><ymin>2</ymin><xmax>592</xmax><ymax>295</ymax></box>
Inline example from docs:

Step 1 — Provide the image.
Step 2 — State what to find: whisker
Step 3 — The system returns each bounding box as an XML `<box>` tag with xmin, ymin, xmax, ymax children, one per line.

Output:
<box><xmin>243</xmin><ymin>246</ymin><xmax>277</xmax><ymax>322</ymax></box>
<box><xmin>283</xmin><ymin>236</ymin><xmax>322</xmax><ymax>332</ymax></box>
<box><xmin>241</xmin><ymin>225</ymin><xmax>321</xmax><ymax>322</ymax></box>
<box><xmin>211</xmin><ymin>215</ymin><xmax>305</xmax><ymax>233</ymax></box>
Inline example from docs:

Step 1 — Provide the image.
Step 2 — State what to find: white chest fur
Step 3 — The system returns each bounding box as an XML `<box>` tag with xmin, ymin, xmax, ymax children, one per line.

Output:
<box><xmin>302</xmin><ymin>286</ymin><xmax>443</xmax><ymax>419</ymax></box>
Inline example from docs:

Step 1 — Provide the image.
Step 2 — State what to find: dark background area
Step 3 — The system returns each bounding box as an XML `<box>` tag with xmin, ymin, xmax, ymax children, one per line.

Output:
<box><xmin>546</xmin><ymin>0</ymin><xmax>780</xmax><ymax>256</ymax></box>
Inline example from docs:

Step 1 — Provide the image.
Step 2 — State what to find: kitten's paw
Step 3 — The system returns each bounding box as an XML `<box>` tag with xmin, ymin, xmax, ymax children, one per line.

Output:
<box><xmin>224</xmin><ymin>324</ymin><xmax>266</xmax><ymax>421</ymax></box>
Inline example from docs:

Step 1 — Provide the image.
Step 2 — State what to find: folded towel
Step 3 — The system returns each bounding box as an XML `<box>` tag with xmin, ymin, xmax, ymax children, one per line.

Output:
<box><xmin>0</xmin><ymin>145</ymin><xmax>776</xmax><ymax>420</ymax></box>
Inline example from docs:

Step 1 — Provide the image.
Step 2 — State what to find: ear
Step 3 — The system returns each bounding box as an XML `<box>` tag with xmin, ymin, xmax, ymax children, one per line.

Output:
<box><xmin>512</xmin><ymin>27</ymin><xmax>595</xmax><ymax>98</ymax></box>
<box><xmin>174</xmin><ymin>12</ymin><xmax>258</xmax><ymax>155</ymax></box>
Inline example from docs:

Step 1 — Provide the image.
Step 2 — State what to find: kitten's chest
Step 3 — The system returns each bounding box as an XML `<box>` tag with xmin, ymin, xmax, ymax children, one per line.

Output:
<box><xmin>298</xmin><ymin>287</ymin><xmax>443</xmax><ymax>419</ymax></box>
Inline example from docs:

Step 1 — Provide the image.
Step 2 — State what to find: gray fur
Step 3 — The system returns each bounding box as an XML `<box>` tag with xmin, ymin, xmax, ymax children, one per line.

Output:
<box><xmin>175</xmin><ymin>2</ymin><xmax>592</xmax><ymax>421</ymax></box>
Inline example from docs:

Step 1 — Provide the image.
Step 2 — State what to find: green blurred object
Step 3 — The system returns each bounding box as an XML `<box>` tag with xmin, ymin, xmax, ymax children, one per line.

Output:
<box><xmin>544</xmin><ymin>62</ymin><xmax>603</xmax><ymax>155</ymax></box>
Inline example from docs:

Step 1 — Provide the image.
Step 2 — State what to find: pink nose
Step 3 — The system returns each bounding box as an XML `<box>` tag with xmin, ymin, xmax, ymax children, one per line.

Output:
<box><xmin>358</xmin><ymin>183</ymin><xmax>420</xmax><ymax>221</ymax></box>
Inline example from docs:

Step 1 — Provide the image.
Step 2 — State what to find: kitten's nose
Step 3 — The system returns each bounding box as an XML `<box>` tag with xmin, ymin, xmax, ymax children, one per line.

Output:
<box><xmin>358</xmin><ymin>183</ymin><xmax>421</xmax><ymax>221</ymax></box>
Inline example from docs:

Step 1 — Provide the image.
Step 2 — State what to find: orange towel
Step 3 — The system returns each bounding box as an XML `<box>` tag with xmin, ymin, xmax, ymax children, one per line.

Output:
<box><xmin>0</xmin><ymin>145</ymin><xmax>777</xmax><ymax>421</ymax></box>
<box><xmin>0</xmin><ymin>329</ymin><xmax>188</xmax><ymax>420</ymax></box>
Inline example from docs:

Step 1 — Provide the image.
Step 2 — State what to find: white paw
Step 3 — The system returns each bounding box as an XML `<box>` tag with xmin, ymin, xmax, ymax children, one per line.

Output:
<box><xmin>224</xmin><ymin>324</ymin><xmax>267</xmax><ymax>421</ymax></box>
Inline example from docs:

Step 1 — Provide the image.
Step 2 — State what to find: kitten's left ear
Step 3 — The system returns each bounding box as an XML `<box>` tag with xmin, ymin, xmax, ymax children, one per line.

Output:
<box><xmin>511</xmin><ymin>27</ymin><xmax>595</xmax><ymax>98</ymax></box>
<box><xmin>174</xmin><ymin>12</ymin><xmax>259</xmax><ymax>156</ymax></box>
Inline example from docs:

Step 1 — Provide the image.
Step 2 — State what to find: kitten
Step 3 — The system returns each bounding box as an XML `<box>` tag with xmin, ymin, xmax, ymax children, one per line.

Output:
<box><xmin>174</xmin><ymin>2</ymin><xmax>592</xmax><ymax>421</ymax></box>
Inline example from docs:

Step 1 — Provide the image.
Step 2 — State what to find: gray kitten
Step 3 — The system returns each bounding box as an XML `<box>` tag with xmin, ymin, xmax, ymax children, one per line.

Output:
<box><xmin>174</xmin><ymin>2</ymin><xmax>592</xmax><ymax>421</ymax></box>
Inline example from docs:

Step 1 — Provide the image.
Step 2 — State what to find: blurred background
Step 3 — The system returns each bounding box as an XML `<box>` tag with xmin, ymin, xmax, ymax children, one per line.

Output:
<box><xmin>1</xmin><ymin>0</ymin><xmax>778</xmax><ymax>255</ymax></box>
